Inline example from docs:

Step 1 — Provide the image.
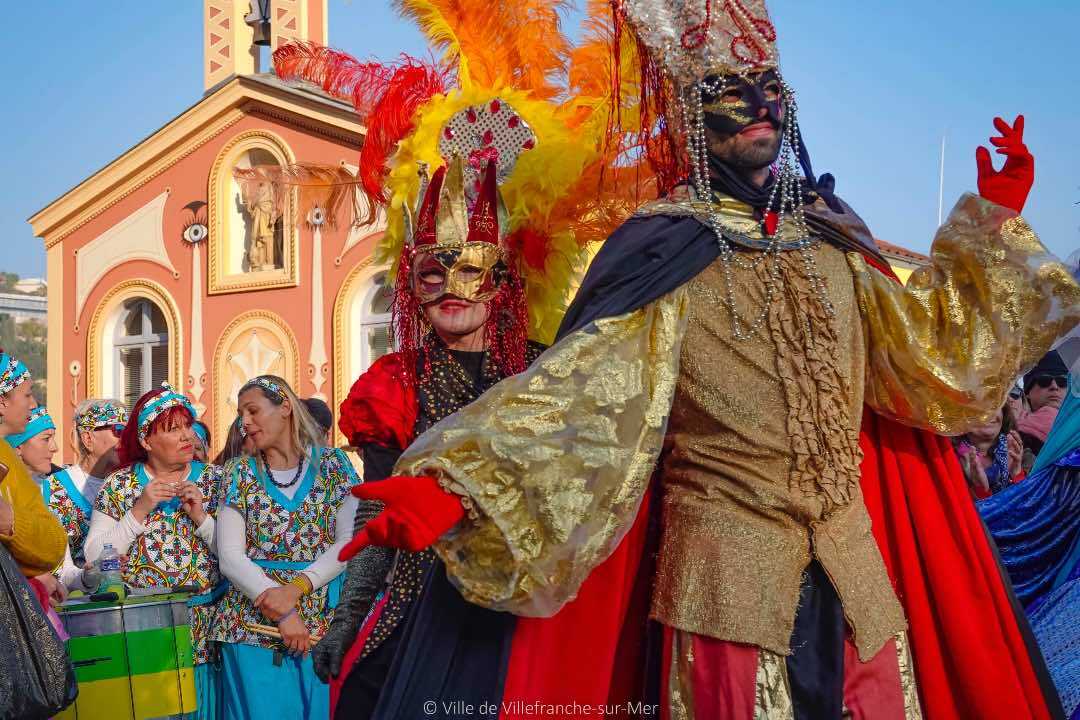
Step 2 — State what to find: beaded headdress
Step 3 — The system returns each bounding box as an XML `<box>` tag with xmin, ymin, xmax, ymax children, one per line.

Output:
<box><xmin>612</xmin><ymin>0</ymin><xmax>835</xmax><ymax>340</ymax></box>
<box><xmin>239</xmin><ymin>376</ymin><xmax>287</xmax><ymax>403</ymax></box>
<box><xmin>0</xmin><ymin>351</ymin><xmax>31</xmax><ymax>396</ymax></box>
<box><xmin>6</xmin><ymin>406</ymin><xmax>55</xmax><ymax>448</ymax></box>
<box><xmin>137</xmin><ymin>383</ymin><xmax>197</xmax><ymax>439</ymax></box>
<box><xmin>75</xmin><ymin>400</ymin><xmax>128</xmax><ymax>433</ymax></box>
<box><xmin>614</xmin><ymin>0</ymin><xmax>777</xmax><ymax>86</ymax></box>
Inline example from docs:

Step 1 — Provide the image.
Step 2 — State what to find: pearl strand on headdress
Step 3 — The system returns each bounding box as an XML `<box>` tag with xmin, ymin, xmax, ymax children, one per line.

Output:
<box><xmin>679</xmin><ymin>74</ymin><xmax>835</xmax><ymax>341</ymax></box>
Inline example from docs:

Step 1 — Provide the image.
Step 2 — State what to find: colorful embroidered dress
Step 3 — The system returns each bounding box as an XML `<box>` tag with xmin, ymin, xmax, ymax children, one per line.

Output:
<box><xmin>96</xmin><ymin>461</ymin><xmax>225</xmax><ymax>663</ymax></box>
<box><xmin>211</xmin><ymin>446</ymin><xmax>359</xmax><ymax>647</ymax></box>
<box><xmin>41</xmin><ymin>465</ymin><xmax>94</xmax><ymax>565</ymax></box>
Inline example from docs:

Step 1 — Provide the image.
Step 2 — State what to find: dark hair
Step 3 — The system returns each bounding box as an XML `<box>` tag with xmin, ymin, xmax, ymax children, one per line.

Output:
<box><xmin>194</xmin><ymin>420</ymin><xmax>211</xmax><ymax>446</ymax></box>
<box><xmin>302</xmin><ymin>397</ymin><xmax>334</xmax><ymax>434</ymax></box>
<box><xmin>212</xmin><ymin>417</ymin><xmax>246</xmax><ymax>465</ymax></box>
<box><xmin>116</xmin><ymin>388</ymin><xmax>194</xmax><ymax>467</ymax></box>
<box><xmin>962</xmin><ymin>403</ymin><xmax>1018</xmax><ymax>447</ymax></box>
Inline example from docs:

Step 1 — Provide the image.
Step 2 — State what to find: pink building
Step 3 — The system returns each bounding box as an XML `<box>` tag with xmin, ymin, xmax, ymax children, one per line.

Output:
<box><xmin>30</xmin><ymin>1</ymin><xmax>390</xmax><ymax>459</ymax></box>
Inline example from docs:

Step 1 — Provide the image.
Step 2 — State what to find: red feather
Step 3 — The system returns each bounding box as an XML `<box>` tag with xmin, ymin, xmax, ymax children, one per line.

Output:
<box><xmin>272</xmin><ymin>42</ymin><xmax>450</xmax><ymax>223</ymax></box>
<box><xmin>359</xmin><ymin>60</ymin><xmax>449</xmax><ymax>217</ymax></box>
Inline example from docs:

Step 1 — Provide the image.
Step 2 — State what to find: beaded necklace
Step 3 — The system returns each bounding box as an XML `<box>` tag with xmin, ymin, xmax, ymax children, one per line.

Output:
<box><xmin>680</xmin><ymin>74</ymin><xmax>835</xmax><ymax>341</ymax></box>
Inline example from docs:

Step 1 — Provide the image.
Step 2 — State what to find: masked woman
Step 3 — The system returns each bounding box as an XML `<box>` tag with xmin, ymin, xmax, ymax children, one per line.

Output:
<box><xmin>211</xmin><ymin>376</ymin><xmax>358</xmax><ymax>720</ymax></box>
<box><xmin>85</xmin><ymin>385</ymin><xmax>225</xmax><ymax>719</ymax></box>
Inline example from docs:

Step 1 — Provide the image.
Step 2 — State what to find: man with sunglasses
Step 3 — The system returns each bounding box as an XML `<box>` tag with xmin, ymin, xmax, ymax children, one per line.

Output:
<box><xmin>43</xmin><ymin>398</ymin><xmax>128</xmax><ymax>594</ymax></box>
<box><xmin>1019</xmin><ymin>351</ymin><xmax>1071</xmax><ymax>455</ymax></box>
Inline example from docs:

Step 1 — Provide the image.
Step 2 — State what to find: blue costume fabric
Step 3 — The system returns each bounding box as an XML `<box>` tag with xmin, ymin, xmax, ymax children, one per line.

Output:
<box><xmin>980</xmin><ymin>384</ymin><xmax>1080</xmax><ymax>717</ymax></box>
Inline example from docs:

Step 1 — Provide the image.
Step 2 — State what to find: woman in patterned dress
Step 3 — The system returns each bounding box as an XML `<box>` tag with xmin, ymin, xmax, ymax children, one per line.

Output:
<box><xmin>84</xmin><ymin>384</ymin><xmax>226</xmax><ymax>719</ymax></box>
<box><xmin>212</xmin><ymin>375</ymin><xmax>358</xmax><ymax>720</ymax></box>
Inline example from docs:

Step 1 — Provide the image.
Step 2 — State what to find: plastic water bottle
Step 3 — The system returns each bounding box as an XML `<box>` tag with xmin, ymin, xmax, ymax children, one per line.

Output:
<box><xmin>99</xmin><ymin>544</ymin><xmax>124</xmax><ymax>599</ymax></box>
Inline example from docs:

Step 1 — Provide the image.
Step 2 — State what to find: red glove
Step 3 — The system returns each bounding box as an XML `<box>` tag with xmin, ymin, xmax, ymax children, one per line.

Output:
<box><xmin>975</xmin><ymin>115</ymin><xmax>1034</xmax><ymax>214</ymax></box>
<box><xmin>338</xmin><ymin>475</ymin><xmax>466</xmax><ymax>561</ymax></box>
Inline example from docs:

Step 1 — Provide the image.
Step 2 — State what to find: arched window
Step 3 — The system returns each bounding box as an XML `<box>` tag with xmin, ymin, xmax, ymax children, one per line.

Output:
<box><xmin>359</xmin><ymin>272</ymin><xmax>394</xmax><ymax>371</ymax></box>
<box><xmin>113</xmin><ymin>298</ymin><xmax>169</xmax><ymax>408</ymax></box>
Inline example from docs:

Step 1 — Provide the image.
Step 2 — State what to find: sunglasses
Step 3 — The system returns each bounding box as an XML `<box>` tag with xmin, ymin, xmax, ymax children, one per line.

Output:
<box><xmin>1032</xmin><ymin>376</ymin><xmax>1067</xmax><ymax>390</ymax></box>
<box><xmin>93</xmin><ymin>424</ymin><xmax>124</xmax><ymax>438</ymax></box>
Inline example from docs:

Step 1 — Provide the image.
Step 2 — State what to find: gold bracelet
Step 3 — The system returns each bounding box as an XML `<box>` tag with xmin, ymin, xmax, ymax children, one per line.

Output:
<box><xmin>288</xmin><ymin>574</ymin><xmax>312</xmax><ymax>595</ymax></box>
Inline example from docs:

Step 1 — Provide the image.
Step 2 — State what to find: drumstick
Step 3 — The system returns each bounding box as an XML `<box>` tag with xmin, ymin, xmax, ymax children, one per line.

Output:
<box><xmin>245</xmin><ymin>622</ymin><xmax>322</xmax><ymax>644</ymax></box>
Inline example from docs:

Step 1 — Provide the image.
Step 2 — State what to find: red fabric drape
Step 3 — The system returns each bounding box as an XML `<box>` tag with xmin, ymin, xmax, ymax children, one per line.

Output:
<box><xmin>338</xmin><ymin>353</ymin><xmax>417</xmax><ymax>450</ymax></box>
<box><xmin>859</xmin><ymin>409</ymin><xmax>1053</xmax><ymax>720</ymax></box>
<box><xmin>499</xmin><ymin>487</ymin><xmax>655</xmax><ymax>720</ymax></box>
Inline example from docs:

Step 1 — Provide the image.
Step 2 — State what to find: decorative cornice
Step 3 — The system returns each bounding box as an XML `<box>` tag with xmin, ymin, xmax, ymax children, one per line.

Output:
<box><xmin>245</xmin><ymin>103</ymin><xmax>362</xmax><ymax>148</ymax></box>
<box><xmin>32</xmin><ymin>75</ymin><xmax>363</xmax><ymax>247</ymax></box>
<box><xmin>85</xmin><ymin>279</ymin><xmax>184</xmax><ymax>400</ymax></box>
<box><xmin>41</xmin><ymin>111</ymin><xmax>245</xmax><ymax>248</ymax></box>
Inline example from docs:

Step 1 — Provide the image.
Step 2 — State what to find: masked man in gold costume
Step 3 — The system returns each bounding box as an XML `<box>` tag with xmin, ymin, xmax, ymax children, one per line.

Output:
<box><xmin>339</xmin><ymin>1</ymin><xmax>1079</xmax><ymax>718</ymax></box>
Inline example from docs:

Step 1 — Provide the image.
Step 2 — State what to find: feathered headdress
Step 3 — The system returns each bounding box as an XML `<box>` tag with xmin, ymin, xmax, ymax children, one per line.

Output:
<box><xmin>235</xmin><ymin>0</ymin><xmax>654</xmax><ymax>347</ymax></box>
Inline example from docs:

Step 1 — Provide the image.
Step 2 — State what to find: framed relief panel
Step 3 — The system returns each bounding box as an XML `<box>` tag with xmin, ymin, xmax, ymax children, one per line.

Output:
<box><xmin>208</xmin><ymin>130</ymin><xmax>299</xmax><ymax>294</ymax></box>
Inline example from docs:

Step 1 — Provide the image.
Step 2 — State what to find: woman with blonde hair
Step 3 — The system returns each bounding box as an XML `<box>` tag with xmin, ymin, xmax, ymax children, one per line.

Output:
<box><xmin>213</xmin><ymin>375</ymin><xmax>358</xmax><ymax>719</ymax></box>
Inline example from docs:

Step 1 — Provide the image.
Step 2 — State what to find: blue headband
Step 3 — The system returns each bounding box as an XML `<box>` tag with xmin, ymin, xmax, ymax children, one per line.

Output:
<box><xmin>7</xmin><ymin>406</ymin><xmax>55</xmax><ymax>448</ymax></box>
<box><xmin>76</xmin><ymin>401</ymin><xmax>128</xmax><ymax>433</ymax></box>
<box><xmin>137</xmin><ymin>383</ymin><xmax>197</xmax><ymax>438</ymax></box>
<box><xmin>192</xmin><ymin>422</ymin><xmax>208</xmax><ymax>445</ymax></box>
<box><xmin>239</xmin><ymin>376</ymin><xmax>286</xmax><ymax>402</ymax></box>
<box><xmin>0</xmin><ymin>352</ymin><xmax>31</xmax><ymax>396</ymax></box>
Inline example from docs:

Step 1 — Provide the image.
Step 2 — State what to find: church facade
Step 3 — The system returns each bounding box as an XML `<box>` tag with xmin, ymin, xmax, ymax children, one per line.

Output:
<box><xmin>30</xmin><ymin>0</ymin><xmax>390</xmax><ymax>459</ymax></box>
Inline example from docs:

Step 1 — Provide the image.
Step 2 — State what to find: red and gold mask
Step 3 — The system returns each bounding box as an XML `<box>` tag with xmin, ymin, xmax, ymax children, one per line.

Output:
<box><xmin>411</xmin><ymin>243</ymin><xmax>507</xmax><ymax>304</ymax></box>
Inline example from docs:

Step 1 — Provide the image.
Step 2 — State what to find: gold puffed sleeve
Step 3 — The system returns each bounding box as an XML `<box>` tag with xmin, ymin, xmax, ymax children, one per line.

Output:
<box><xmin>395</xmin><ymin>288</ymin><xmax>689</xmax><ymax>616</ymax></box>
<box><xmin>849</xmin><ymin>192</ymin><xmax>1080</xmax><ymax>434</ymax></box>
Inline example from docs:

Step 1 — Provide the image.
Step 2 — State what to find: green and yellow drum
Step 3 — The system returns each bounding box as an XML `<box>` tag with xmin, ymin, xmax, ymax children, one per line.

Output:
<box><xmin>55</xmin><ymin>592</ymin><xmax>197</xmax><ymax>720</ymax></box>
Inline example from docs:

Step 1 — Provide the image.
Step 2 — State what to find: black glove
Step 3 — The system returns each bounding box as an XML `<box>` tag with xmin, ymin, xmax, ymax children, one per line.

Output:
<box><xmin>313</xmin><ymin>498</ymin><xmax>396</xmax><ymax>684</ymax></box>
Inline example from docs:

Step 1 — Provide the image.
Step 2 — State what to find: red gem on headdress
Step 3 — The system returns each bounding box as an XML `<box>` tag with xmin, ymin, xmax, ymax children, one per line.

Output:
<box><xmin>482</xmin><ymin>129</ymin><xmax>494</xmax><ymax>145</ymax></box>
<box><xmin>508</xmin><ymin>115</ymin><xmax>520</xmax><ymax>128</ymax></box>
<box><xmin>468</xmin><ymin>146</ymin><xmax>500</xmax><ymax>174</ymax></box>
<box><xmin>466</xmin><ymin>159</ymin><xmax>500</xmax><ymax>246</ymax></box>
<box><xmin>490</xmin><ymin>99</ymin><xmax>501</xmax><ymax>113</ymax></box>
<box><xmin>523</xmin><ymin>138</ymin><xmax>535</xmax><ymax>150</ymax></box>
<box><xmin>444</xmin><ymin>127</ymin><xmax>454</xmax><ymax>140</ymax></box>
<box><xmin>467</xmin><ymin>107</ymin><xmax>478</xmax><ymax>123</ymax></box>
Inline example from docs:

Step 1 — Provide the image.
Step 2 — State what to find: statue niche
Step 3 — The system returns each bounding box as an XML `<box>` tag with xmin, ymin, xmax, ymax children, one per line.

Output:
<box><xmin>233</xmin><ymin>148</ymin><xmax>285</xmax><ymax>272</ymax></box>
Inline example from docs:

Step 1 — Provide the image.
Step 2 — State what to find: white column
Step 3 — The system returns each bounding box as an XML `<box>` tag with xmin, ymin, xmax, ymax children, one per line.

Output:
<box><xmin>308</xmin><ymin>212</ymin><xmax>328</xmax><ymax>400</ymax></box>
<box><xmin>188</xmin><ymin>242</ymin><xmax>207</xmax><ymax>416</ymax></box>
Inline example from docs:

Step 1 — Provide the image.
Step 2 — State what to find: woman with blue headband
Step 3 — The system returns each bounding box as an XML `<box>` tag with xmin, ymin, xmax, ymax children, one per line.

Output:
<box><xmin>85</xmin><ymin>383</ymin><xmax>226</xmax><ymax>719</ymax></box>
<box><xmin>7</xmin><ymin>405</ymin><xmax>70</xmax><ymax>602</ymax></box>
<box><xmin>212</xmin><ymin>375</ymin><xmax>358</xmax><ymax>720</ymax></box>
<box><xmin>0</xmin><ymin>349</ymin><xmax>66</xmax><ymax>579</ymax></box>
<box><xmin>21</xmin><ymin>399</ymin><xmax>129</xmax><ymax>595</ymax></box>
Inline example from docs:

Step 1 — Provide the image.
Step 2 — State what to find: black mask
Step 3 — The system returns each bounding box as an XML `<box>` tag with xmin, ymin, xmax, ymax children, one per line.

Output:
<box><xmin>701</xmin><ymin>70</ymin><xmax>783</xmax><ymax>136</ymax></box>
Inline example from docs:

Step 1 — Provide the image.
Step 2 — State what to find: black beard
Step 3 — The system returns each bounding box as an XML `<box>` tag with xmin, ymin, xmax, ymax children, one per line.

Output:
<box><xmin>715</xmin><ymin>133</ymin><xmax>782</xmax><ymax>171</ymax></box>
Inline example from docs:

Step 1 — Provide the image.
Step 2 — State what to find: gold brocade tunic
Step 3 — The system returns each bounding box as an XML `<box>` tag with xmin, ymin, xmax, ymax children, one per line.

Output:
<box><xmin>394</xmin><ymin>192</ymin><xmax>1080</xmax><ymax>666</ymax></box>
<box><xmin>654</xmin><ymin>244</ymin><xmax>905</xmax><ymax>658</ymax></box>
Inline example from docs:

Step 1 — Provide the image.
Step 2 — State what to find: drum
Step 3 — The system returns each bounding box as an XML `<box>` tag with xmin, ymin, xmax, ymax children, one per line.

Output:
<box><xmin>55</xmin><ymin>592</ymin><xmax>196</xmax><ymax>720</ymax></box>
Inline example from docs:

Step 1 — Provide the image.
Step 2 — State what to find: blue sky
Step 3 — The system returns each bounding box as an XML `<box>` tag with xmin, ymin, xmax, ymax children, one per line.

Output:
<box><xmin>3</xmin><ymin>1</ymin><xmax>1077</xmax><ymax>277</ymax></box>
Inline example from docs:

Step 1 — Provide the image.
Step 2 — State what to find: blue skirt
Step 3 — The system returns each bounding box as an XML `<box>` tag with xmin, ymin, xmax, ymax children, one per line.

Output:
<box><xmin>194</xmin><ymin>661</ymin><xmax>222</xmax><ymax>720</ymax></box>
<box><xmin>220</xmin><ymin>643</ymin><xmax>329</xmax><ymax>720</ymax></box>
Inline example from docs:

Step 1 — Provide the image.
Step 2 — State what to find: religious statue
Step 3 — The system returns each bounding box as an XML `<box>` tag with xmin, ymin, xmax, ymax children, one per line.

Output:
<box><xmin>241</xmin><ymin>180</ymin><xmax>279</xmax><ymax>271</ymax></box>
